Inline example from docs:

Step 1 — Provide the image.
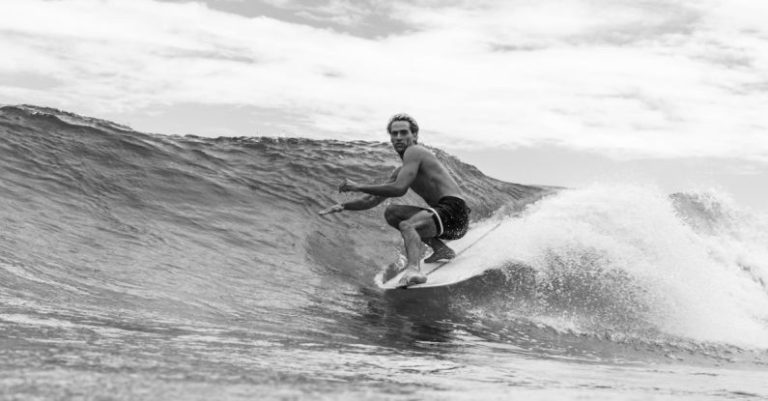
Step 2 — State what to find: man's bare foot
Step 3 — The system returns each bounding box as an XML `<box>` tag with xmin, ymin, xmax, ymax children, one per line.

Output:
<box><xmin>397</xmin><ymin>267</ymin><xmax>427</xmax><ymax>287</ymax></box>
<box><xmin>424</xmin><ymin>246</ymin><xmax>455</xmax><ymax>263</ymax></box>
<box><xmin>381</xmin><ymin>263</ymin><xmax>401</xmax><ymax>282</ymax></box>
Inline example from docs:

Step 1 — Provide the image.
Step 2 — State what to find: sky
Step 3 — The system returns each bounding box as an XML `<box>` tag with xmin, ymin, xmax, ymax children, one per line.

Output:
<box><xmin>1</xmin><ymin>0</ymin><xmax>768</xmax><ymax>210</ymax></box>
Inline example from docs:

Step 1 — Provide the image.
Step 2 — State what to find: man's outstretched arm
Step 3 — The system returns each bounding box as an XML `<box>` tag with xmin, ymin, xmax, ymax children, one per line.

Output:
<box><xmin>318</xmin><ymin>168</ymin><xmax>398</xmax><ymax>215</ymax></box>
<box><xmin>341</xmin><ymin>149</ymin><xmax>420</xmax><ymax>197</ymax></box>
<box><xmin>318</xmin><ymin>194</ymin><xmax>386</xmax><ymax>215</ymax></box>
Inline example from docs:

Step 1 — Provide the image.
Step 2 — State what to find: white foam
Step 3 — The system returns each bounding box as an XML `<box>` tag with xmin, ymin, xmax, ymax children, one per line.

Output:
<box><xmin>475</xmin><ymin>183</ymin><xmax>768</xmax><ymax>348</ymax></box>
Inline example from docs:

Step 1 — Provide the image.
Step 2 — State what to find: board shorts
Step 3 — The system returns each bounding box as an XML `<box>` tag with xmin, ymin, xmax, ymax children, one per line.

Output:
<box><xmin>426</xmin><ymin>196</ymin><xmax>471</xmax><ymax>240</ymax></box>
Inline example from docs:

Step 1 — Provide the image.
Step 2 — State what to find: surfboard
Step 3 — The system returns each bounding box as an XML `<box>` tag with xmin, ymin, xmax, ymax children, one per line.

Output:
<box><xmin>375</xmin><ymin>219</ymin><xmax>503</xmax><ymax>290</ymax></box>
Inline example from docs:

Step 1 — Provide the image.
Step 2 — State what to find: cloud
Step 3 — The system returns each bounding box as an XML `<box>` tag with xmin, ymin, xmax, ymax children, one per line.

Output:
<box><xmin>160</xmin><ymin>0</ymin><xmax>411</xmax><ymax>38</ymax></box>
<box><xmin>0</xmin><ymin>0</ymin><xmax>767</xmax><ymax>162</ymax></box>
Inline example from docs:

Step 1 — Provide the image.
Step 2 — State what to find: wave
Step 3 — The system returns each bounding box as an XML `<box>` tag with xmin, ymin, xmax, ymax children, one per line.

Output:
<box><xmin>1</xmin><ymin>104</ymin><xmax>766</xmax><ymax>365</ymax></box>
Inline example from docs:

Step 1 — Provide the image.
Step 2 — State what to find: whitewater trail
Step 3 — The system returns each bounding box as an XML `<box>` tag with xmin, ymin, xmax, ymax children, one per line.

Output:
<box><xmin>472</xmin><ymin>184</ymin><xmax>768</xmax><ymax>348</ymax></box>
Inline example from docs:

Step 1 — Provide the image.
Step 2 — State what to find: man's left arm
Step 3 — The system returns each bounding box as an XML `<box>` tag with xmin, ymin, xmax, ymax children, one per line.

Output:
<box><xmin>342</xmin><ymin>149</ymin><xmax>420</xmax><ymax>197</ymax></box>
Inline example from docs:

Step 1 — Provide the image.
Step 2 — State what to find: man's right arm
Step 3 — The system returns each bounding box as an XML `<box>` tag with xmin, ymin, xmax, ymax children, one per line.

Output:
<box><xmin>318</xmin><ymin>168</ymin><xmax>398</xmax><ymax>216</ymax></box>
<box><xmin>318</xmin><ymin>194</ymin><xmax>385</xmax><ymax>215</ymax></box>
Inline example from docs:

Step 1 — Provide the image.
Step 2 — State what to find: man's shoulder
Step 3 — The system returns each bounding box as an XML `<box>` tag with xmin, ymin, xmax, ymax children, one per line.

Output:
<box><xmin>403</xmin><ymin>144</ymin><xmax>435</xmax><ymax>159</ymax></box>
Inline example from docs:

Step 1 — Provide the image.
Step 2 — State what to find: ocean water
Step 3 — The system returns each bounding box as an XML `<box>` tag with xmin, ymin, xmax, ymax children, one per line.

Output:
<box><xmin>0</xmin><ymin>104</ymin><xmax>766</xmax><ymax>400</ymax></box>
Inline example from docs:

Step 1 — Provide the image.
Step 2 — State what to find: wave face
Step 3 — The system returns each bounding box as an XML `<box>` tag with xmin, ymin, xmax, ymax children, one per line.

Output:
<box><xmin>1</xmin><ymin>105</ymin><xmax>767</xmax><ymax>399</ymax></box>
<box><xmin>0</xmin><ymin>104</ymin><xmax>544</xmax><ymax>339</ymax></box>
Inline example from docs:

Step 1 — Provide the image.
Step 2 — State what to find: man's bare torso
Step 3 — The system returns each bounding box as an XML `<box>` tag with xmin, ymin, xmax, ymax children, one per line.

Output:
<box><xmin>396</xmin><ymin>145</ymin><xmax>462</xmax><ymax>206</ymax></box>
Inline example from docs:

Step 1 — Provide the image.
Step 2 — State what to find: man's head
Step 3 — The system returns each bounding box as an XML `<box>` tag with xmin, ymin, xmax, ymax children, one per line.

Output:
<box><xmin>387</xmin><ymin>113</ymin><xmax>418</xmax><ymax>156</ymax></box>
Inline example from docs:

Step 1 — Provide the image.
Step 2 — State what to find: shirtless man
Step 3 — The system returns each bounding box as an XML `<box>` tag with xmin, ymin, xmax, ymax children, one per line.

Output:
<box><xmin>319</xmin><ymin>113</ymin><xmax>471</xmax><ymax>287</ymax></box>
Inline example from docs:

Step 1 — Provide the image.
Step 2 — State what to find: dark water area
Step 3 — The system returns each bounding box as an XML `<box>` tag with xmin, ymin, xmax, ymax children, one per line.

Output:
<box><xmin>1</xmin><ymin>105</ymin><xmax>767</xmax><ymax>400</ymax></box>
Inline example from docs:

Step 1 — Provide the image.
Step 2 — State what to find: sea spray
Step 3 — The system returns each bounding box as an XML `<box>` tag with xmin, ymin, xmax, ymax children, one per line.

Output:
<box><xmin>470</xmin><ymin>184</ymin><xmax>768</xmax><ymax>348</ymax></box>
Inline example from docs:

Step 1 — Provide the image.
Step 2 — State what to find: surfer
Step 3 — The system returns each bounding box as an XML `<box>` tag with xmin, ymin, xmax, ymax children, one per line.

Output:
<box><xmin>319</xmin><ymin>113</ymin><xmax>470</xmax><ymax>286</ymax></box>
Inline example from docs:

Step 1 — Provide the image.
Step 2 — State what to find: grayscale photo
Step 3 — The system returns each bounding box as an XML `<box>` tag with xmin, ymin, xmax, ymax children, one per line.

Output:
<box><xmin>1</xmin><ymin>1</ymin><xmax>767</xmax><ymax>400</ymax></box>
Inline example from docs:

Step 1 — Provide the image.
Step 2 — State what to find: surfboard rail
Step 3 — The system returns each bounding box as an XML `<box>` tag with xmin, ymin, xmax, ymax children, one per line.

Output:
<box><xmin>376</xmin><ymin>219</ymin><xmax>504</xmax><ymax>290</ymax></box>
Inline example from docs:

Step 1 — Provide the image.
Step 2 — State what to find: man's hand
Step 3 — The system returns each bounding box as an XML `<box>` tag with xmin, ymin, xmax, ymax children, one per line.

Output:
<box><xmin>339</xmin><ymin>178</ymin><xmax>360</xmax><ymax>193</ymax></box>
<box><xmin>318</xmin><ymin>204</ymin><xmax>344</xmax><ymax>216</ymax></box>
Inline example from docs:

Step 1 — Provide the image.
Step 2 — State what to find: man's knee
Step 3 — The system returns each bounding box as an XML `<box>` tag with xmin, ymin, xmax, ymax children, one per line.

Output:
<box><xmin>384</xmin><ymin>205</ymin><xmax>400</xmax><ymax>228</ymax></box>
<box><xmin>398</xmin><ymin>219</ymin><xmax>416</xmax><ymax>232</ymax></box>
<box><xmin>399</xmin><ymin>212</ymin><xmax>432</xmax><ymax>233</ymax></box>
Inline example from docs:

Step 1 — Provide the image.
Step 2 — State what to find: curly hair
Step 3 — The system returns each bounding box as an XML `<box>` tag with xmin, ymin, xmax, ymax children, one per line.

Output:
<box><xmin>386</xmin><ymin>113</ymin><xmax>419</xmax><ymax>136</ymax></box>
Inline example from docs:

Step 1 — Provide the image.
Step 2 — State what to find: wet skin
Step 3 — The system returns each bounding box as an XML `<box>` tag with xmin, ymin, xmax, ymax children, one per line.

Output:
<box><xmin>326</xmin><ymin>120</ymin><xmax>464</xmax><ymax>286</ymax></box>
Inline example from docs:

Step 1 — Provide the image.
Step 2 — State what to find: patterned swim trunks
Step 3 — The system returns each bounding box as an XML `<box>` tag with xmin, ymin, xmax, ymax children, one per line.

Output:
<box><xmin>426</xmin><ymin>196</ymin><xmax>470</xmax><ymax>240</ymax></box>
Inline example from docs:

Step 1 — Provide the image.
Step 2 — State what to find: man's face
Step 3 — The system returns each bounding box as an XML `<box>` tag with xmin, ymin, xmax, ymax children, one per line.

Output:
<box><xmin>389</xmin><ymin>120</ymin><xmax>416</xmax><ymax>154</ymax></box>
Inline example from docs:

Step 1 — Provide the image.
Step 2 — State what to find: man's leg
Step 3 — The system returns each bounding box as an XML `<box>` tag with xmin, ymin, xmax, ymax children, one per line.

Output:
<box><xmin>385</xmin><ymin>205</ymin><xmax>454</xmax><ymax>261</ymax></box>
<box><xmin>424</xmin><ymin>238</ymin><xmax>455</xmax><ymax>263</ymax></box>
<box><xmin>382</xmin><ymin>205</ymin><xmax>424</xmax><ymax>281</ymax></box>
<box><xmin>383</xmin><ymin>205</ymin><xmax>442</xmax><ymax>285</ymax></box>
<box><xmin>397</xmin><ymin>210</ymin><xmax>439</xmax><ymax>286</ymax></box>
